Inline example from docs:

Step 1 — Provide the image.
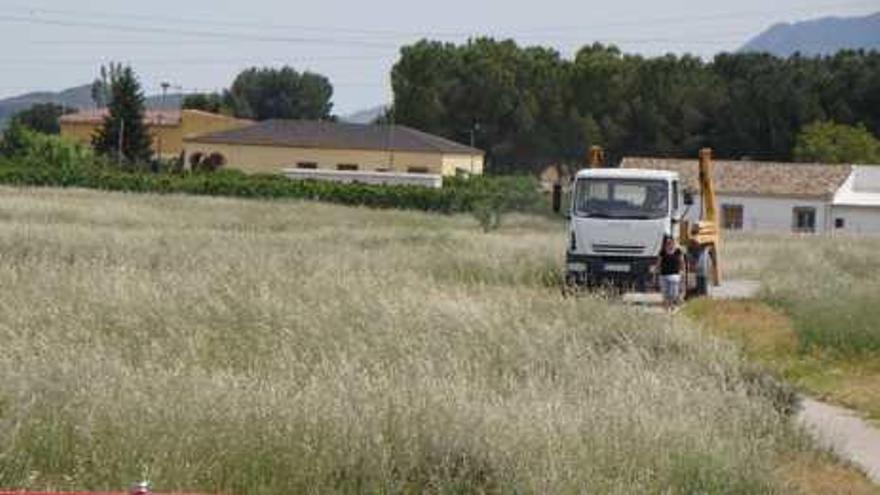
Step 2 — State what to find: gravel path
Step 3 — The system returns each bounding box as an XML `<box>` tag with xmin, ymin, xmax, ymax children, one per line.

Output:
<box><xmin>621</xmin><ymin>278</ymin><xmax>760</xmax><ymax>306</ymax></box>
<box><xmin>798</xmin><ymin>398</ymin><xmax>880</xmax><ymax>483</ymax></box>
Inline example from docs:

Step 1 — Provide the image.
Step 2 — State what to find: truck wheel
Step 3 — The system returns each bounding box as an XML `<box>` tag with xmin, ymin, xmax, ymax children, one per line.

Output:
<box><xmin>694</xmin><ymin>248</ymin><xmax>713</xmax><ymax>298</ymax></box>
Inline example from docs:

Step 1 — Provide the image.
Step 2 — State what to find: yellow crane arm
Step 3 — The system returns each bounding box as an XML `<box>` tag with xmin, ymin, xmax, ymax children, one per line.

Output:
<box><xmin>683</xmin><ymin>148</ymin><xmax>722</xmax><ymax>285</ymax></box>
<box><xmin>699</xmin><ymin>148</ymin><xmax>719</xmax><ymax>226</ymax></box>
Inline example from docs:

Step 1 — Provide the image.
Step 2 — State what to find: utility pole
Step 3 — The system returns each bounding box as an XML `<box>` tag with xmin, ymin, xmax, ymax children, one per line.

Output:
<box><xmin>157</xmin><ymin>81</ymin><xmax>170</xmax><ymax>160</ymax></box>
<box><xmin>468</xmin><ymin>121</ymin><xmax>479</xmax><ymax>174</ymax></box>
<box><xmin>387</xmin><ymin>105</ymin><xmax>395</xmax><ymax>170</ymax></box>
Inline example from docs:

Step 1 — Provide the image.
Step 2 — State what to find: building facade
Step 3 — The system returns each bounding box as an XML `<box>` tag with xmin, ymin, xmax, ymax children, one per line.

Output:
<box><xmin>60</xmin><ymin>109</ymin><xmax>251</xmax><ymax>159</ymax></box>
<box><xmin>622</xmin><ymin>157</ymin><xmax>880</xmax><ymax>235</ymax></box>
<box><xmin>183</xmin><ymin>120</ymin><xmax>484</xmax><ymax>177</ymax></box>
<box><xmin>831</xmin><ymin>166</ymin><xmax>880</xmax><ymax>234</ymax></box>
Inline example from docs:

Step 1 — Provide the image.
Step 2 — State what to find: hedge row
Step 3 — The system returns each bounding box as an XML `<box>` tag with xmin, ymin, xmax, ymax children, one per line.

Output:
<box><xmin>0</xmin><ymin>163</ymin><xmax>547</xmax><ymax>214</ymax></box>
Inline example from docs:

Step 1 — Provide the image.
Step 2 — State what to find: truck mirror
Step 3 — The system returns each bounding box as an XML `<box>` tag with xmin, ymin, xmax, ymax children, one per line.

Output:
<box><xmin>683</xmin><ymin>190</ymin><xmax>695</xmax><ymax>206</ymax></box>
<box><xmin>552</xmin><ymin>183</ymin><xmax>562</xmax><ymax>213</ymax></box>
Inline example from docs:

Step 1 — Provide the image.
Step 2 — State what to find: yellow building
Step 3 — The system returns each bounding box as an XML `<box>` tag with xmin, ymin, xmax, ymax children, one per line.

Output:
<box><xmin>183</xmin><ymin>120</ymin><xmax>484</xmax><ymax>176</ymax></box>
<box><xmin>60</xmin><ymin>109</ymin><xmax>251</xmax><ymax>159</ymax></box>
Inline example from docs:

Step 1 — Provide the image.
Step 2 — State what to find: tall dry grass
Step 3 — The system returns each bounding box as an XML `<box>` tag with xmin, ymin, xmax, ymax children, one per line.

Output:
<box><xmin>723</xmin><ymin>232</ymin><xmax>880</xmax><ymax>355</ymax></box>
<box><xmin>0</xmin><ymin>187</ymin><xmax>804</xmax><ymax>493</ymax></box>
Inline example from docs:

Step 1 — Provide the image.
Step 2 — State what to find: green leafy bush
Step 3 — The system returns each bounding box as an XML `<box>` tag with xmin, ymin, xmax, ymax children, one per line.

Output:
<box><xmin>1</xmin><ymin>124</ymin><xmax>97</xmax><ymax>172</ymax></box>
<box><xmin>0</xmin><ymin>157</ymin><xmax>546</xmax><ymax>216</ymax></box>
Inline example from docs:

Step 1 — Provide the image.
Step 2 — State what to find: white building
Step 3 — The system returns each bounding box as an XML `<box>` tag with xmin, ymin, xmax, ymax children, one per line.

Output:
<box><xmin>832</xmin><ymin>166</ymin><xmax>880</xmax><ymax>234</ymax></box>
<box><xmin>621</xmin><ymin>157</ymin><xmax>880</xmax><ymax>234</ymax></box>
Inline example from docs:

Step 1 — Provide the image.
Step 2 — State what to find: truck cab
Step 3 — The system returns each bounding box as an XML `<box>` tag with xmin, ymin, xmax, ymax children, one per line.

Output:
<box><xmin>565</xmin><ymin>168</ymin><xmax>685</xmax><ymax>290</ymax></box>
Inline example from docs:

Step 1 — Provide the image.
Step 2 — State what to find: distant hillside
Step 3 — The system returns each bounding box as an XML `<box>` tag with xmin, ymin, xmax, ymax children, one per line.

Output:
<box><xmin>741</xmin><ymin>12</ymin><xmax>880</xmax><ymax>57</ymax></box>
<box><xmin>341</xmin><ymin>105</ymin><xmax>388</xmax><ymax>125</ymax></box>
<box><xmin>0</xmin><ymin>84</ymin><xmax>183</xmax><ymax>130</ymax></box>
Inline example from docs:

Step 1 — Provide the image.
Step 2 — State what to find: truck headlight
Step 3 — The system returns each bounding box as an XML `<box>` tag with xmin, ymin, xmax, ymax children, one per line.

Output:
<box><xmin>567</xmin><ymin>262</ymin><xmax>587</xmax><ymax>272</ymax></box>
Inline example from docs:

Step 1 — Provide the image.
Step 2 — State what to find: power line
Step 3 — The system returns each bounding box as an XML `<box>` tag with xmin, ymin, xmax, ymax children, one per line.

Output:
<box><xmin>0</xmin><ymin>14</ymin><xmax>401</xmax><ymax>48</ymax></box>
<box><xmin>2</xmin><ymin>0</ymin><xmax>875</xmax><ymax>42</ymax></box>
<box><xmin>2</xmin><ymin>3</ymin><xmax>465</xmax><ymax>38</ymax></box>
<box><xmin>0</xmin><ymin>56</ymin><xmax>386</xmax><ymax>65</ymax></box>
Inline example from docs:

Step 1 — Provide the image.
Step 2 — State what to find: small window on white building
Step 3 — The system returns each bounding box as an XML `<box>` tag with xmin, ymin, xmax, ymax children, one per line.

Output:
<box><xmin>407</xmin><ymin>166</ymin><xmax>430</xmax><ymax>174</ymax></box>
<box><xmin>297</xmin><ymin>162</ymin><xmax>318</xmax><ymax>169</ymax></box>
<box><xmin>792</xmin><ymin>207</ymin><xmax>817</xmax><ymax>233</ymax></box>
<box><xmin>835</xmin><ymin>218</ymin><xmax>845</xmax><ymax>229</ymax></box>
<box><xmin>337</xmin><ymin>163</ymin><xmax>358</xmax><ymax>171</ymax></box>
<box><xmin>722</xmin><ymin>204</ymin><xmax>743</xmax><ymax>230</ymax></box>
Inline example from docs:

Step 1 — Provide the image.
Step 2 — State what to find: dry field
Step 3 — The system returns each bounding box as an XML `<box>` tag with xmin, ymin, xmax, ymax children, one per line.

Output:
<box><xmin>0</xmin><ymin>187</ymin><xmax>867</xmax><ymax>493</ymax></box>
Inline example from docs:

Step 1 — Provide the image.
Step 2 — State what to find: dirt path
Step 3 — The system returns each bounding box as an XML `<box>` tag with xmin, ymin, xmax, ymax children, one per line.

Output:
<box><xmin>798</xmin><ymin>398</ymin><xmax>880</xmax><ymax>483</ymax></box>
<box><xmin>622</xmin><ymin>278</ymin><xmax>760</xmax><ymax>306</ymax></box>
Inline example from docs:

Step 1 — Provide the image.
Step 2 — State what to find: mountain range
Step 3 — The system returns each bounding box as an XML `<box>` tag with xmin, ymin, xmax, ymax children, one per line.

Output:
<box><xmin>740</xmin><ymin>12</ymin><xmax>880</xmax><ymax>56</ymax></box>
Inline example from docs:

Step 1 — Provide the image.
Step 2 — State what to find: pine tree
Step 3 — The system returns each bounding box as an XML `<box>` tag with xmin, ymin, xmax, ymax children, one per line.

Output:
<box><xmin>92</xmin><ymin>65</ymin><xmax>153</xmax><ymax>164</ymax></box>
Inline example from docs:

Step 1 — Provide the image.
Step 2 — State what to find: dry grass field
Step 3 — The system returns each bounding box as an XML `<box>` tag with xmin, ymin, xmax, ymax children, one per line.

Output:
<box><xmin>0</xmin><ymin>187</ymin><xmax>871</xmax><ymax>494</ymax></box>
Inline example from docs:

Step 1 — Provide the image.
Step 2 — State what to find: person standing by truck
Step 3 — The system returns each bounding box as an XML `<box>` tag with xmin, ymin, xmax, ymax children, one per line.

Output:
<box><xmin>654</xmin><ymin>235</ymin><xmax>685</xmax><ymax>311</ymax></box>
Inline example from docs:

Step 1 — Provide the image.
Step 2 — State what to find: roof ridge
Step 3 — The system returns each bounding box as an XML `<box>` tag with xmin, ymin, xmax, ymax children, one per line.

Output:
<box><xmin>621</xmin><ymin>155</ymin><xmax>852</xmax><ymax>198</ymax></box>
<box><xmin>393</xmin><ymin>124</ymin><xmax>480</xmax><ymax>153</ymax></box>
<box><xmin>184</xmin><ymin>118</ymin><xmax>482</xmax><ymax>155</ymax></box>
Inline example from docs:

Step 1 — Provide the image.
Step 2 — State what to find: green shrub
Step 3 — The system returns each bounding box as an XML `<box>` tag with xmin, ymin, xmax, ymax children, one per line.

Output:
<box><xmin>0</xmin><ymin>158</ymin><xmax>547</xmax><ymax>217</ymax></box>
<box><xmin>1</xmin><ymin>124</ymin><xmax>97</xmax><ymax>173</ymax></box>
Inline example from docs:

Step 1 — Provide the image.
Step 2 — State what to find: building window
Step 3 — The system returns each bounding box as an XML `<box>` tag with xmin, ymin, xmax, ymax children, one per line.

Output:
<box><xmin>296</xmin><ymin>162</ymin><xmax>318</xmax><ymax>169</ymax></box>
<box><xmin>835</xmin><ymin>217</ymin><xmax>845</xmax><ymax>229</ymax></box>
<box><xmin>337</xmin><ymin>163</ymin><xmax>358</xmax><ymax>171</ymax></box>
<box><xmin>407</xmin><ymin>166</ymin><xmax>430</xmax><ymax>174</ymax></box>
<box><xmin>375</xmin><ymin>167</ymin><xmax>391</xmax><ymax>172</ymax></box>
<box><xmin>721</xmin><ymin>204</ymin><xmax>744</xmax><ymax>230</ymax></box>
<box><xmin>792</xmin><ymin>207</ymin><xmax>816</xmax><ymax>233</ymax></box>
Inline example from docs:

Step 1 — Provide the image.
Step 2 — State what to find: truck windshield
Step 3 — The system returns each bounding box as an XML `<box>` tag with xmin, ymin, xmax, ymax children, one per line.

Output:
<box><xmin>574</xmin><ymin>178</ymin><xmax>669</xmax><ymax>219</ymax></box>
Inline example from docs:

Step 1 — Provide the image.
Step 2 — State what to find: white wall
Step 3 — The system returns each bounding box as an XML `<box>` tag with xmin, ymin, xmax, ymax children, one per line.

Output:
<box><xmin>685</xmin><ymin>193</ymin><xmax>831</xmax><ymax>233</ymax></box>
<box><xmin>282</xmin><ymin>168</ymin><xmax>443</xmax><ymax>188</ymax></box>
<box><xmin>828</xmin><ymin>166</ymin><xmax>880</xmax><ymax>234</ymax></box>
<box><xmin>829</xmin><ymin>206</ymin><xmax>880</xmax><ymax>234</ymax></box>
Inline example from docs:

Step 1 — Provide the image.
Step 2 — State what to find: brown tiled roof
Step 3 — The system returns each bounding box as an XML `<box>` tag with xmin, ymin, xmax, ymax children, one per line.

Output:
<box><xmin>60</xmin><ymin>109</ymin><xmax>181</xmax><ymax>126</ymax></box>
<box><xmin>621</xmin><ymin>157</ymin><xmax>852</xmax><ymax>198</ymax></box>
<box><xmin>185</xmin><ymin>119</ymin><xmax>482</xmax><ymax>155</ymax></box>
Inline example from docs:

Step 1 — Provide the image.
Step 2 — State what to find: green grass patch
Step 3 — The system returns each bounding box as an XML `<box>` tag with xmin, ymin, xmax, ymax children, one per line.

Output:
<box><xmin>687</xmin><ymin>299</ymin><xmax>880</xmax><ymax>421</ymax></box>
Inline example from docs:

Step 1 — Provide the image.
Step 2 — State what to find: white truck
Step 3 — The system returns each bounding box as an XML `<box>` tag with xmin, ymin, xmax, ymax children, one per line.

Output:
<box><xmin>556</xmin><ymin>148</ymin><xmax>721</xmax><ymax>296</ymax></box>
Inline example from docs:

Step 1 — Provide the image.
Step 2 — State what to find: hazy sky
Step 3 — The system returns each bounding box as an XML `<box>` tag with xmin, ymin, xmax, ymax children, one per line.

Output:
<box><xmin>2</xmin><ymin>0</ymin><xmax>877</xmax><ymax>114</ymax></box>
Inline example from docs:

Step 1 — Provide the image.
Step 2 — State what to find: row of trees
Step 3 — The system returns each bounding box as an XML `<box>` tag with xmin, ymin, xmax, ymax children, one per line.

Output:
<box><xmin>390</xmin><ymin>40</ymin><xmax>880</xmax><ymax>172</ymax></box>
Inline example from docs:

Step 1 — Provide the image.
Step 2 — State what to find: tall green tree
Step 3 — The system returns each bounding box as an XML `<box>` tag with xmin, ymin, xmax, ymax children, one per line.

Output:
<box><xmin>10</xmin><ymin>103</ymin><xmax>75</xmax><ymax>135</ymax></box>
<box><xmin>223</xmin><ymin>67</ymin><xmax>333</xmax><ymax>120</ymax></box>
<box><xmin>794</xmin><ymin>121</ymin><xmax>880</xmax><ymax>163</ymax></box>
<box><xmin>91</xmin><ymin>65</ymin><xmax>153</xmax><ymax>164</ymax></box>
<box><xmin>90</xmin><ymin>62</ymin><xmax>125</xmax><ymax>108</ymax></box>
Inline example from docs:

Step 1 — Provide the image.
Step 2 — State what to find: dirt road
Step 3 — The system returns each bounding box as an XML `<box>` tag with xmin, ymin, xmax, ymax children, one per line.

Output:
<box><xmin>798</xmin><ymin>398</ymin><xmax>880</xmax><ymax>483</ymax></box>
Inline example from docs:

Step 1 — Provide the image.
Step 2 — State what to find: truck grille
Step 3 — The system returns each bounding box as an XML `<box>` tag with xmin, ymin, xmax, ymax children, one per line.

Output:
<box><xmin>591</xmin><ymin>244</ymin><xmax>646</xmax><ymax>255</ymax></box>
